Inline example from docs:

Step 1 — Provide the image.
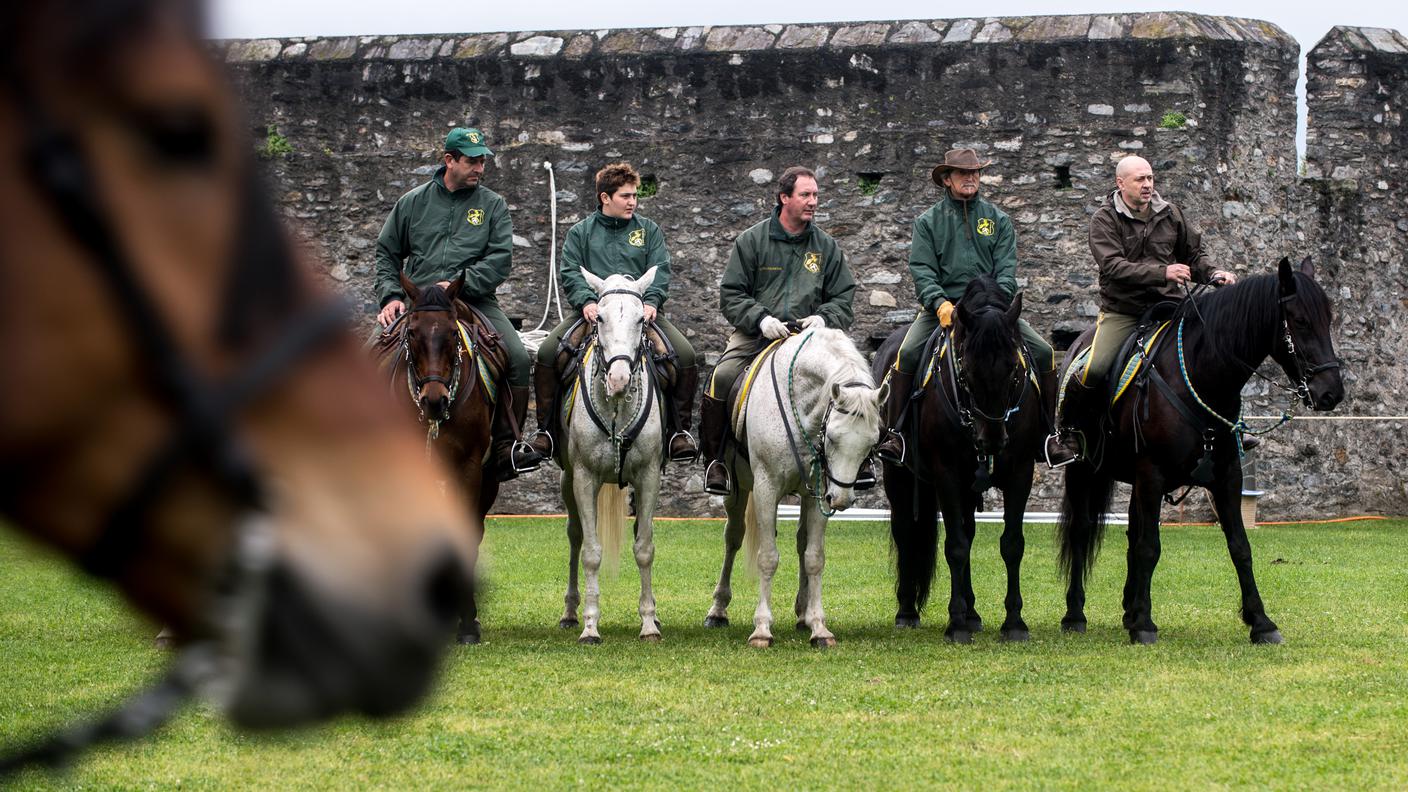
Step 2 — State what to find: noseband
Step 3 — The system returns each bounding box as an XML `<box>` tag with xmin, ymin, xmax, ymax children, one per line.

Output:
<box><xmin>1277</xmin><ymin>293</ymin><xmax>1343</xmax><ymax>407</ymax></box>
<box><xmin>403</xmin><ymin>303</ymin><xmax>465</xmax><ymax>424</ymax></box>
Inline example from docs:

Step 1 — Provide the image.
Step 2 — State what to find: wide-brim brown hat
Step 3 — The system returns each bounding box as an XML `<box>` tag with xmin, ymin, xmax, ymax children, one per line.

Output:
<box><xmin>931</xmin><ymin>148</ymin><xmax>993</xmax><ymax>185</ymax></box>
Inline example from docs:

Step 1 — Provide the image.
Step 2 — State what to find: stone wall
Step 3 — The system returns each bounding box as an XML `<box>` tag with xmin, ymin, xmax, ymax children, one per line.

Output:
<box><xmin>220</xmin><ymin>13</ymin><xmax>1406</xmax><ymax>518</ymax></box>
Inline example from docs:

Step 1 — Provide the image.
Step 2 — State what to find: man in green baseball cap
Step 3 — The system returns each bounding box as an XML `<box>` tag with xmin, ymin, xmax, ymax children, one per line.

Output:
<box><xmin>374</xmin><ymin>125</ymin><xmax>544</xmax><ymax>480</ymax></box>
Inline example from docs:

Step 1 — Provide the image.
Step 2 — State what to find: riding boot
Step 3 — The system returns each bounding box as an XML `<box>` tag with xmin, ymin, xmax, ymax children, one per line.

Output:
<box><xmin>492</xmin><ymin>385</ymin><xmax>544</xmax><ymax>482</ymax></box>
<box><xmin>1039</xmin><ymin>369</ymin><xmax>1078</xmax><ymax>467</ymax></box>
<box><xmin>699</xmin><ymin>394</ymin><xmax>732</xmax><ymax>496</ymax></box>
<box><xmin>1045</xmin><ymin>377</ymin><xmax>1091</xmax><ymax>468</ymax></box>
<box><xmin>873</xmin><ymin>369</ymin><xmax>915</xmax><ymax>465</ymax></box>
<box><xmin>667</xmin><ymin>365</ymin><xmax>701</xmax><ymax>463</ymax></box>
<box><xmin>527</xmin><ymin>362</ymin><xmax>558</xmax><ymax>459</ymax></box>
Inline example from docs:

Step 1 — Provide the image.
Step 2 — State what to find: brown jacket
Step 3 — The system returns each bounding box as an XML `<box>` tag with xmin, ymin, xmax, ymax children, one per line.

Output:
<box><xmin>1089</xmin><ymin>190</ymin><xmax>1213</xmax><ymax>315</ymax></box>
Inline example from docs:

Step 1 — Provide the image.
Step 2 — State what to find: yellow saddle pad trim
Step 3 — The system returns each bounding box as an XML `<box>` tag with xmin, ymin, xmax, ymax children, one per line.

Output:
<box><xmin>730</xmin><ymin>337</ymin><xmax>787</xmax><ymax>425</ymax></box>
<box><xmin>457</xmin><ymin>320</ymin><xmax>496</xmax><ymax>404</ymax></box>
<box><xmin>1111</xmin><ymin>321</ymin><xmax>1170</xmax><ymax>404</ymax></box>
<box><xmin>563</xmin><ymin>341</ymin><xmax>596</xmax><ymax>423</ymax></box>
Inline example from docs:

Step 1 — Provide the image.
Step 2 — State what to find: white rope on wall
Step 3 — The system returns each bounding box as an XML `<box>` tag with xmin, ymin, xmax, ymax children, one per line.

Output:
<box><xmin>518</xmin><ymin>160</ymin><xmax>564</xmax><ymax>357</ymax></box>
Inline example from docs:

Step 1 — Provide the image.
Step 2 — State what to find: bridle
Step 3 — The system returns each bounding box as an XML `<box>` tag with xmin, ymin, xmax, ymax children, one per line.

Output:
<box><xmin>1</xmin><ymin>42</ymin><xmax>348</xmax><ymax>774</ymax></box>
<box><xmin>943</xmin><ymin>316</ymin><xmax>1030</xmax><ymax>440</ymax></box>
<box><xmin>402</xmin><ymin>303</ymin><xmax>467</xmax><ymax>427</ymax></box>
<box><xmin>578</xmin><ymin>287</ymin><xmax>655</xmax><ymax>485</ymax></box>
<box><xmin>1276</xmin><ymin>292</ymin><xmax>1343</xmax><ymax>408</ymax></box>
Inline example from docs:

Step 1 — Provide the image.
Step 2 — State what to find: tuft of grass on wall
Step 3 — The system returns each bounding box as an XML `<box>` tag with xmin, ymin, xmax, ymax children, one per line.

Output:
<box><xmin>1159</xmin><ymin>111</ymin><xmax>1188</xmax><ymax>129</ymax></box>
<box><xmin>258</xmin><ymin>125</ymin><xmax>293</xmax><ymax>159</ymax></box>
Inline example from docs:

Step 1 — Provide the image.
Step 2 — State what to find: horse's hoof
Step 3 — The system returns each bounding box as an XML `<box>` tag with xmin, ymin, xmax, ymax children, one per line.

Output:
<box><xmin>457</xmin><ymin>631</ymin><xmax>481</xmax><ymax>645</ymax></box>
<box><xmin>640</xmin><ymin>633</ymin><xmax>662</xmax><ymax>643</ymax></box>
<box><xmin>747</xmin><ymin>636</ymin><xmax>773</xmax><ymax>648</ymax></box>
<box><xmin>966</xmin><ymin>617</ymin><xmax>984</xmax><ymax>633</ymax></box>
<box><xmin>703</xmin><ymin>615</ymin><xmax>729</xmax><ymax>628</ymax></box>
<box><xmin>894</xmin><ymin>616</ymin><xmax>921</xmax><ymax>629</ymax></box>
<box><xmin>1061</xmin><ymin>620</ymin><xmax>1087</xmax><ymax>634</ymax></box>
<box><xmin>810</xmin><ymin>636</ymin><xmax>837</xmax><ymax>649</ymax></box>
<box><xmin>1129</xmin><ymin>630</ymin><xmax>1158</xmax><ymax>645</ymax></box>
<box><xmin>1252</xmin><ymin>629</ymin><xmax>1284</xmax><ymax>645</ymax></box>
<box><xmin>947</xmin><ymin>630</ymin><xmax>973</xmax><ymax>645</ymax></box>
<box><xmin>578</xmin><ymin>634</ymin><xmax>603</xmax><ymax>645</ymax></box>
<box><xmin>558</xmin><ymin>618</ymin><xmax>579</xmax><ymax>630</ymax></box>
<box><xmin>1000</xmin><ymin>629</ymin><xmax>1030</xmax><ymax>643</ymax></box>
<box><xmin>795</xmin><ymin>621</ymin><xmax>809</xmax><ymax>633</ymax></box>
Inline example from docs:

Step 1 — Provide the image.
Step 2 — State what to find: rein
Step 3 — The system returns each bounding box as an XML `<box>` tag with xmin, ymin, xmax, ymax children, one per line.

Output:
<box><xmin>1</xmin><ymin>47</ymin><xmax>347</xmax><ymax>775</ymax></box>
<box><xmin>400</xmin><ymin>305</ymin><xmax>470</xmax><ymax>446</ymax></box>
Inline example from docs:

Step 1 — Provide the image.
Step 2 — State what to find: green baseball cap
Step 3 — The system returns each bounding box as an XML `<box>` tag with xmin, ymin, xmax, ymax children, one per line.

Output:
<box><xmin>446</xmin><ymin>127</ymin><xmax>493</xmax><ymax>158</ymax></box>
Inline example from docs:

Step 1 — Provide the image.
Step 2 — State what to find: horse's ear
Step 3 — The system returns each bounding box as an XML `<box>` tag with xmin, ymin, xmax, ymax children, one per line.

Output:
<box><xmin>635</xmin><ymin>266</ymin><xmax>658</xmax><ymax>294</ymax></box>
<box><xmin>1006</xmin><ymin>292</ymin><xmax>1023</xmax><ymax>326</ymax></box>
<box><xmin>1278</xmin><ymin>257</ymin><xmax>1297</xmax><ymax>296</ymax></box>
<box><xmin>956</xmin><ymin>301</ymin><xmax>974</xmax><ymax>330</ymax></box>
<box><xmin>1299</xmin><ymin>256</ymin><xmax>1316</xmax><ymax>278</ymax></box>
<box><xmin>398</xmin><ymin>271</ymin><xmax>421</xmax><ymax>303</ymax></box>
<box><xmin>875</xmin><ymin>378</ymin><xmax>890</xmax><ymax>407</ymax></box>
<box><xmin>581</xmin><ymin>267</ymin><xmax>607</xmax><ymax>295</ymax></box>
<box><xmin>446</xmin><ymin>273</ymin><xmax>466</xmax><ymax>303</ymax></box>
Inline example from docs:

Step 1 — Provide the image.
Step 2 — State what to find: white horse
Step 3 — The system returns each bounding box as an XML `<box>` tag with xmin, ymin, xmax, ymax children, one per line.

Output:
<box><xmin>703</xmin><ymin>328</ymin><xmax>886</xmax><ymax>648</ymax></box>
<box><xmin>558</xmin><ymin>267</ymin><xmax>666</xmax><ymax>643</ymax></box>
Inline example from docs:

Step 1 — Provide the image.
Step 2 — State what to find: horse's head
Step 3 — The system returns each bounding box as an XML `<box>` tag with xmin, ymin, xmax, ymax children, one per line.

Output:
<box><xmin>399</xmin><ymin>273</ymin><xmax>466</xmax><ymax>422</ymax></box>
<box><xmin>1274</xmin><ymin>257</ymin><xmax>1344</xmax><ymax>412</ymax></box>
<box><xmin>954</xmin><ymin>282</ymin><xmax>1026</xmax><ymax>457</ymax></box>
<box><xmin>810</xmin><ymin>332</ymin><xmax>885</xmax><ymax>512</ymax></box>
<box><xmin>1</xmin><ymin>0</ymin><xmax>476</xmax><ymax>730</ymax></box>
<box><xmin>582</xmin><ymin>267</ymin><xmax>656</xmax><ymax>397</ymax></box>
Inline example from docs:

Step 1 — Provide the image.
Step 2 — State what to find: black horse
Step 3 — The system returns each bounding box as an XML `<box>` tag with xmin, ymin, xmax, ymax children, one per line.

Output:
<box><xmin>873</xmin><ymin>277</ymin><xmax>1044</xmax><ymax>643</ymax></box>
<box><xmin>1058</xmin><ymin>257</ymin><xmax>1344</xmax><ymax>644</ymax></box>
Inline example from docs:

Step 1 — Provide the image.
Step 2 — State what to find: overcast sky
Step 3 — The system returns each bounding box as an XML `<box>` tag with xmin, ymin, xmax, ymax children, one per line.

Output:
<box><xmin>210</xmin><ymin>0</ymin><xmax>1404</xmax><ymax>53</ymax></box>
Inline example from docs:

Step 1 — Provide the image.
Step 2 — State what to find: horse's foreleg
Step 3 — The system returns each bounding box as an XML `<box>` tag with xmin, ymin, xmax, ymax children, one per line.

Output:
<box><xmin>560</xmin><ymin>469</ymin><xmax>582</xmax><ymax>629</ymax></box>
<box><xmin>705</xmin><ymin>489</ymin><xmax>747</xmax><ymax>627</ymax></box>
<box><xmin>747</xmin><ymin>481</ymin><xmax>782</xmax><ymax>648</ymax></box>
<box><xmin>457</xmin><ymin>462</ymin><xmax>489</xmax><ymax>645</ymax></box>
<box><xmin>573</xmin><ymin>475</ymin><xmax>605</xmax><ymax>644</ymax></box>
<box><xmin>633</xmin><ymin>470</ymin><xmax>662</xmax><ymax>642</ymax></box>
<box><xmin>1125</xmin><ymin>463</ymin><xmax>1164</xmax><ymax>644</ymax></box>
<box><xmin>959</xmin><ymin>490</ymin><xmax>983</xmax><ymax>633</ymax></box>
<box><xmin>999</xmin><ymin>474</ymin><xmax>1032</xmax><ymax>642</ymax></box>
<box><xmin>935</xmin><ymin>485</ymin><xmax>974</xmax><ymax>643</ymax></box>
<box><xmin>798</xmin><ymin>499</ymin><xmax>835</xmax><ymax>648</ymax></box>
<box><xmin>1208</xmin><ymin>468</ymin><xmax>1282</xmax><ymax>644</ymax></box>
<box><xmin>793</xmin><ymin>517</ymin><xmax>808</xmax><ymax>631</ymax></box>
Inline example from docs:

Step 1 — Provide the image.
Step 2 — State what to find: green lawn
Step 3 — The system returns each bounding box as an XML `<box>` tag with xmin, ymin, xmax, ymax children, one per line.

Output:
<box><xmin>3</xmin><ymin>517</ymin><xmax>1406</xmax><ymax>789</ymax></box>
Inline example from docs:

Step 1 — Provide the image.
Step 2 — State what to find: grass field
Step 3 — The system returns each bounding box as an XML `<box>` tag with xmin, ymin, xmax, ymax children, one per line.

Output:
<box><xmin>2</xmin><ymin>516</ymin><xmax>1406</xmax><ymax>789</ymax></box>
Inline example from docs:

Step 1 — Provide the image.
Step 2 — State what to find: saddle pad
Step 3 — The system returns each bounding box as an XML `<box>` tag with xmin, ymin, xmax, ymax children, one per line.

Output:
<box><xmin>563</xmin><ymin>341</ymin><xmax>595</xmax><ymax>423</ymax></box>
<box><xmin>1111</xmin><ymin>321</ymin><xmax>1170</xmax><ymax>405</ymax></box>
<box><xmin>730</xmin><ymin>336</ymin><xmax>788</xmax><ymax>426</ymax></box>
<box><xmin>458</xmin><ymin>320</ymin><xmax>497</xmax><ymax>405</ymax></box>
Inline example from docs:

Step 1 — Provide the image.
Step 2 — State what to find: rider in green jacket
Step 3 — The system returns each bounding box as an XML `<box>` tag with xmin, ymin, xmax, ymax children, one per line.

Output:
<box><xmin>375</xmin><ymin>127</ymin><xmax>544</xmax><ymax>480</ymax></box>
<box><xmin>700</xmin><ymin>166</ymin><xmax>857</xmax><ymax>496</ymax></box>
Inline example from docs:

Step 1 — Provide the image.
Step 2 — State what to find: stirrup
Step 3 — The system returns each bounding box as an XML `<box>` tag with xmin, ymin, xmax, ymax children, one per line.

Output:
<box><xmin>853</xmin><ymin>456</ymin><xmax>878</xmax><ymax>491</ymax></box>
<box><xmin>527</xmin><ymin>429</ymin><xmax>555</xmax><ymax>458</ymax></box>
<box><xmin>510</xmin><ymin>439</ymin><xmax>543</xmax><ymax>474</ymax></box>
<box><xmin>668</xmin><ymin>431</ymin><xmax>700</xmax><ymax>463</ymax></box>
<box><xmin>703</xmin><ymin>459</ymin><xmax>732</xmax><ymax>496</ymax></box>
<box><xmin>1044</xmin><ymin>431</ymin><xmax>1080</xmax><ymax>470</ymax></box>
<box><xmin>875</xmin><ymin>429</ymin><xmax>906</xmax><ymax>466</ymax></box>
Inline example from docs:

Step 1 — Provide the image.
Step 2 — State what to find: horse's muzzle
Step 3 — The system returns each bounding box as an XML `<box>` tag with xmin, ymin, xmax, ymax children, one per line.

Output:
<box><xmin>222</xmin><ymin>544</ymin><xmax>467</xmax><ymax>728</ymax></box>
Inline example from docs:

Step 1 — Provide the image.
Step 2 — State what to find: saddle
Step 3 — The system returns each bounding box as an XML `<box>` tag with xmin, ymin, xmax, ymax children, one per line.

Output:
<box><xmin>722</xmin><ymin>336</ymin><xmax>792</xmax><ymax>455</ymax></box>
<box><xmin>551</xmin><ymin>318</ymin><xmax>679</xmax><ymax>399</ymax></box>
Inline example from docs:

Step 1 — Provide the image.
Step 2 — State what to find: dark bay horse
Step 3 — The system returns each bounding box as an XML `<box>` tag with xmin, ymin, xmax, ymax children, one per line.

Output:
<box><xmin>1</xmin><ymin>0</ymin><xmax>478</xmax><ymax>766</ymax></box>
<box><xmin>873</xmin><ymin>277</ymin><xmax>1044</xmax><ymax>643</ymax></box>
<box><xmin>376</xmin><ymin>274</ymin><xmax>499</xmax><ymax>644</ymax></box>
<box><xmin>1058</xmin><ymin>257</ymin><xmax>1344</xmax><ymax>644</ymax></box>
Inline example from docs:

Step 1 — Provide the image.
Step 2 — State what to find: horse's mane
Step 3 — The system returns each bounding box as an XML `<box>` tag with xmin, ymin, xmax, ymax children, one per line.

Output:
<box><xmin>1191</xmin><ymin>270</ymin><xmax>1330</xmax><ymax>365</ymax></box>
<box><xmin>414</xmin><ymin>284</ymin><xmax>455</xmax><ymax>312</ymax></box>
<box><xmin>799</xmin><ymin>329</ymin><xmax>879</xmax><ymax>422</ymax></box>
<box><xmin>958</xmin><ymin>276</ymin><xmax>1018</xmax><ymax>365</ymax></box>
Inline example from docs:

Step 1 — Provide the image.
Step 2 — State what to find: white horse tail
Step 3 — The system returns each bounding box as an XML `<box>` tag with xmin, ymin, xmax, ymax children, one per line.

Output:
<box><xmin>743</xmin><ymin>493</ymin><xmax>760</xmax><ymax>578</ymax></box>
<box><xmin>596</xmin><ymin>483</ymin><xmax>629</xmax><ymax>575</ymax></box>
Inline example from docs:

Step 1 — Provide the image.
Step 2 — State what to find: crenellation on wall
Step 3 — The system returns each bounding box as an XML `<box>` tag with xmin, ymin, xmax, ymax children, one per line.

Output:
<box><xmin>226</xmin><ymin>13</ymin><xmax>1404</xmax><ymax>517</ymax></box>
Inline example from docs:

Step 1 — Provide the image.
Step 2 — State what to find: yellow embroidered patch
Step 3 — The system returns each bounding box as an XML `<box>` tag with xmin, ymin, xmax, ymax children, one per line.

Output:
<box><xmin>803</xmin><ymin>252</ymin><xmax>821</xmax><ymax>273</ymax></box>
<box><xmin>628</xmin><ymin>228</ymin><xmax>645</xmax><ymax>247</ymax></box>
<box><xmin>466</xmin><ymin>208</ymin><xmax>484</xmax><ymax>226</ymax></box>
<box><xmin>976</xmin><ymin>218</ymin><xmax>995</xmax><ymax>236</ymax></box>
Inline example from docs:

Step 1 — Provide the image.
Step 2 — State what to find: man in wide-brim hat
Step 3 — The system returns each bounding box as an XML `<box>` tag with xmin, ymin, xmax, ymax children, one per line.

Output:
<box><xmin>873</xmin><ymin>147</ymin><xmax>1060</xmax><ymax>466</ymax></box>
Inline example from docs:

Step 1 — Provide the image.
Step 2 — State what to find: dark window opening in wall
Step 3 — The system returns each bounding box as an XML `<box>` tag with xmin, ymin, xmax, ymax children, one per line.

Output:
<box><xmin>858</xmin><ymin>172</ymin><xmax>885</xmax><ymax>196</ymax></box>
<box><xmin>1054</xmin><ymin>165</ymin><xmax>1072</xmax><ymax>189</ymax></box>
<box><xmin>638</xmin><ymin>174</ymin><xmax>659</xmax><ymax>199</ymax></box>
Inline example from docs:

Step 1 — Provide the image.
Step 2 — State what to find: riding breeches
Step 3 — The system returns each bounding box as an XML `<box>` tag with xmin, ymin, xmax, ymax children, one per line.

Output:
<box><xmin>894</xmin><ymin>310</ymin><xmax>1054</xmax><ymax>374</ymax></box>
<box><xmin>1078</xmin><ymin>311</ymin><xmax>1140</xmax><ymax>386</ymax></box>
<box><xmin>706</xmin><ymin>330</ymin><xmax>770</xmax><ymax>401</ymax></box>
<box><xmin>536</xmin><ymin>315</ymin><xmax>696</xmax><ymax>369</ymax></box>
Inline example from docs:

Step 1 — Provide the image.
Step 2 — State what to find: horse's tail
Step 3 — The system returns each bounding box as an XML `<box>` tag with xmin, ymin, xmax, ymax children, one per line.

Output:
<box><xmin>1057</xmin><ymin>465</ymin><xmax>1113</xmax><ymax>585</ymax></box>
<box><xmin>596</xmin><ymin>483</ymin><xmax>629</xmax><ymax>575</ymax></box>
<box><xmin>887</xmin><ymin>465</ymin><xmax>939</xmax><ymax>615</ymax></box>
<box><xmin>742</xmin><ymin>494</ymin><xmax>760</xmax><ymax>578</ymax></box>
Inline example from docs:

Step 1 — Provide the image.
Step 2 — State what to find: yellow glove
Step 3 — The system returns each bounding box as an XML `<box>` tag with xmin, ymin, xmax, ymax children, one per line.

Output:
<box><xmin>936</xmin><ymin>300</ymin><xmax>955</xmax><ymax>328</ymax></box>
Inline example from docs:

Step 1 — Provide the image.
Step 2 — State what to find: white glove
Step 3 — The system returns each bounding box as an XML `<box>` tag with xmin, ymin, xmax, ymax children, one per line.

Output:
<box><xmin>800</xmin><ymin>315</ymin><xmax>825</xmax><ymax>330</ymax></box>
<box><xmin>759</xmin><ymin>316</ymin><xmax>790</xmax><ymax>340</ymax></box>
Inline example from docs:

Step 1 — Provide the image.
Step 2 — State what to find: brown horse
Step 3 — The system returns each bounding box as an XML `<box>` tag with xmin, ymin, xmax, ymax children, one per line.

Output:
<box><xmin>0</xmin><ymin>0</ymin><xmax>479</xmax><ymax>753</ymax></box>
<box><xmin>376</xmin><ymin>273</ymin><xmax>499</xmax><ymax>644</ymax></box>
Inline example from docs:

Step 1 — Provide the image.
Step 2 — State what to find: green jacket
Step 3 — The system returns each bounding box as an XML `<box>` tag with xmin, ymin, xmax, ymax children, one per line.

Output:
<box><xmin>374</xmin><ymin>166</ymin><xmax>513</xmax><ymax>307</ymax></box>
<box><xmin>560</xmin><ymin>210</ymin><xmax>671</xmax><ymax>309</ymax></box>
<box><xmin>908</xmin><ymin>193</ymin><xmax>1018</xmax><ymax>312</ymax></box>
<box><xmin>720</xmin><ymin>208</ymin><xmax>855</xmax><ymax>333</ymax></box>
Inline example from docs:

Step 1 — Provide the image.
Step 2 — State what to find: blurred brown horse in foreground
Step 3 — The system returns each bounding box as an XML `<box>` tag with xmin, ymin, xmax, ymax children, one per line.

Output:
<box><xmin>0</xmin><ymin>0</ymin><xmax>479</xmax><ymax>752</ymax></box>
